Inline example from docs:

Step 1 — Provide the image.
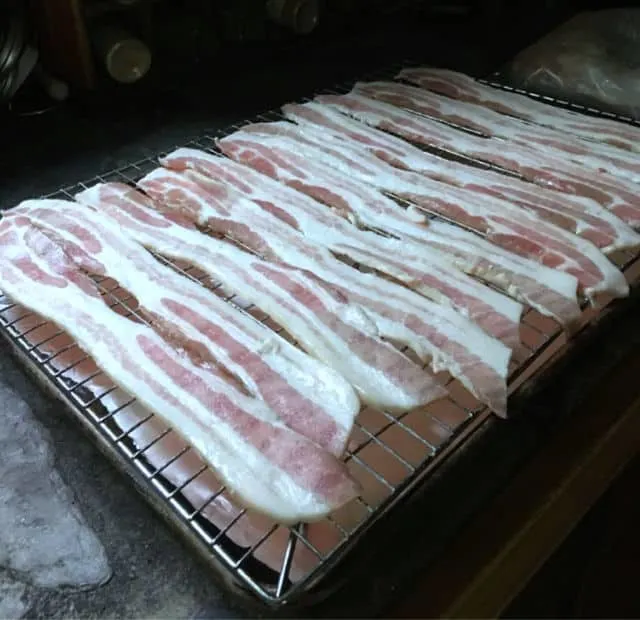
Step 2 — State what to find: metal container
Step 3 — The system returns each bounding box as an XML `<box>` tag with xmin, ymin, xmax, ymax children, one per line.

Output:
<box><xmin>93</xmin><ymin>24</ymin><xmax>151</xmax><ymax>84</ymax></box>
<box><xmin>266</xmin><ymin>0</ymin><xmax>320</xmax><ymax>35</ymax></box>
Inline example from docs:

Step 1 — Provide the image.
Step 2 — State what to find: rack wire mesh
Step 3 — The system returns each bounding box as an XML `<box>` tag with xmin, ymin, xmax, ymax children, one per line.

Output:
<box><xmin>0</xmin><ymin>61</ymin><xmax>639</xmax><ymax>608</ymax></box>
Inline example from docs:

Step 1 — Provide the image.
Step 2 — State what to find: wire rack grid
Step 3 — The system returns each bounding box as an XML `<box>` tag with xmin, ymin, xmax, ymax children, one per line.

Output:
<box><xmin>0</xmin><ymin>63</ymin><xmax>639</xmax><ymax>608</ymax></box>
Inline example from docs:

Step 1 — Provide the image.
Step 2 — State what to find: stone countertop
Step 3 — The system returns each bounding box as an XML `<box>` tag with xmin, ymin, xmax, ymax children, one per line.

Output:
<box><xmin>0</xmin><ymin>7</ymin><xmax>612</xmax><ymax>618</ymax></box>
<box><xmin>0</xmin><ymin>347</ymin><xmax>248</xmax><ymax>619</ymax></box>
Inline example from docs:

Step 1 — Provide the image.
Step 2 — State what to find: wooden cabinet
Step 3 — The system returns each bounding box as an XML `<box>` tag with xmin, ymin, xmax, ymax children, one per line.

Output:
<box><xmin>29</xmin><ymin>0</ymin><xmax>96</xmax><ymax>88</ymax></box>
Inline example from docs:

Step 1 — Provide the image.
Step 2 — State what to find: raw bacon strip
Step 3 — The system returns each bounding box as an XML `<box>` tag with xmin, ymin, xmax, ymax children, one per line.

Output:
<box><xmin>139</xmin><ymin>166</ymin><xmax>511</xmax><ymax>414</ymax></box>
<box><xmin>0</xmin><ymin>219</ymin><xmax>359</xmax><ymax>523</ymax></box>
<box><xmin>355</xmin><ymin>80</ymin><xmax>640</xmax><ymax>186</ymax></box>
<box><xmin>218</xmin><ymin>128</ymin><xmax>627</xmax><ymax>304</ymax></box>
<box><xmin>282</xmin><ymin>102</ymin><xmax>640</xmax><ymax>253</ymax></box>
<box><xmin>76</xmin><ymin>183</ymin><xmax>446</xmax><ymax>413</ymax></box>
<box><xmin>161</xmin><ymin>149</ymin><xmax>525</xmax><ymax>351</ymax></box>
<box><xmin>397</xmin><ymin>67</ymin><xmax>640</xmax><ymax>155</ymax></box>
<box><xmin>10</xmin><ymin>200</ymin><xmax>360</xmax><ymax>456</ymax></box>
<box><xmin>230</xmin><ymin>122</ymin><xmax>581</xmax><ymax>323</ymax></box>
<box><xmin>316</xmin><ymin>93</ymin><xmax>640</xmax><ymax>229</ymax></box>
<box><xmin>212</xmin><ymin>139</ymin><xmax>525</xmax><ymax>349</ymax></box>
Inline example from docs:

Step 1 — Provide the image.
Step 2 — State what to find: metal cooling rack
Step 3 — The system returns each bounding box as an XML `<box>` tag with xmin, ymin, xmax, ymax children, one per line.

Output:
<box><xmin>478</xmin><ymin>73</ymin><xmax>640</xmax><ymax>127</ymax></box>
<box><xmin>1</xmin><ymin>61</ymin><xmax>639</xmax><ymax>609</ymax></box>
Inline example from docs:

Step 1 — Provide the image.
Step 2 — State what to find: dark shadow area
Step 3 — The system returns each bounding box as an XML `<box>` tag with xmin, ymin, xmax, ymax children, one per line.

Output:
<box><xmin>505</xmin><ymin>454</ymin><xmax>640</xmax><ymax>619</ymax></box>
<box><xmin>0</xmin><ymin>1</ymin><xmax>570</xmax><ymax>207</ymax></box>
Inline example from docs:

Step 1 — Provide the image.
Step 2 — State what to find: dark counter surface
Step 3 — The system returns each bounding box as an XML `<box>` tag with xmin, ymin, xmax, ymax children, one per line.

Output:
<box><xmin>1</xmin><ymin>6</ymin><xmax>632</xmax><ymax>618</ymax></box>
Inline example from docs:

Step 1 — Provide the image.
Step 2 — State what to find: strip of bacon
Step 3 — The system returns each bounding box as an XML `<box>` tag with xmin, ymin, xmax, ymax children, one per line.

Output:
<box><xmin>218</xmin><ymin>128</ymin><xmax>626</xmax><ymax>304</ymax></box>
<box><xmin>75</xmin><ymin>183</ymin><xmax>446</xmax><ymax>413</ymax></box>
<box><xmin>355</xmin><ymin>80</ymin><xmax>640</xmax><ymax>186</ymax></box>
<box><xmin>315</xmin><ymin>93</ymin><xmax>640</xmax><ymax>229</ymax></box>
<box><xmin>0</xmin><ymin>218</ymin><xmax>359</xmax><ymax>523</ymax></box>
<box><xmin>138</xmin><ymin>166</ymin><xmax>512</xmax><ymax>415</ymax></box>
<box><xmin>282</xmin><ymin>101</ymin><xmax>640</xmax><ymax>253</ymax></box>
<box><xmin>9</xmin><ymin>199</ymin><xmax>360</xmax><ymax>456</ymax></box>
<box><xmin>397</xmin><ymin>67</ymin><xmax>640</xmax><ymax>155</ymax></box>
<box><xmin>206</xmin><ymin>141</ymin><xmax>524</xmax><ymax>350</ymax></box>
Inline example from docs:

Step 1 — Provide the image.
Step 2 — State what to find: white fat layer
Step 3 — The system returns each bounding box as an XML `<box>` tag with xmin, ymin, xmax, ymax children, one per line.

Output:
<box><xmin>235</xmin><ymin>124</ymin><xmax>580</xmax><ymax>312</ymax></box>
<box><xmin>174</xmin><ymin>147</ymin><xmax>525</xmax><ymax>329</ymax></box>
<box><xmin>0</xmin><ymin>234</ymin><xmax>343</xmax><ymax>523</ymax></box>
<box><xmin>356</xmin><ymin>80</ymin><xmax>640</xmax><ymax>186</ymax></box>
<box><xmin>321</xmin><ymin>93</ymin><xmax>639</xmax><ymax>215</ymax></box>
<box><xmin>160</xmin><ymin>146</ymin><xmax>222</xmax><ymax>166</ymax></box>
<box><xmin>16</xmin><ymin>200</ymin><xmax>359</xmax><ymax>453</ymax></box>
<box><xmin>151</xmin><ymin>177</ymin><xmax>510</xmax><ymax>381</ymax></box>
<box><xmin>285</xmin><ymin>102</ymin><xmax>640</xmax><ymax>253</ymax></box>
<box><xmin>75</xmin><ymin>188</ymin><xmax>443</xmax><ymax>412</ymax></box>
<box><xmin>139</xmin><ymin>165</ymin><xmax>509</xmax><ymax>407</ymax></box>
<box><xmin>309</xmin><ymin>98</ymin><xmax>629</xmax><ymax>300</ymax></box>
<box><xmin>165</xmin><ymin>151</ymin><xmax>511</xmax><ymax>330</ymax></box>
<box><xmin>426</xmin><ymin>220</ymin><xmax>578</xmax><ymax>301</ymax></box>
<box><xmin>441</xmin><ymin>166</ymin><xmax>640</xmax><ymax>253</ymax></box>
<box><xmin>165</xmin><ymin>248</ymin><xmax>442</xmax><ymax>412</ymax></box>
<box><xmin>219</xmin><ymin>131</ymin><xmax>524</xmax><ymax>326</ymax></box>
<box><xmin>290</xmin><ymin>250</ymin><xmax>511</xmax><ymax>379</ymax></box>
<box><xmin>398</xmin><ymin>68</ymin><xmax>640</xmax><ymax>155</ymax></box>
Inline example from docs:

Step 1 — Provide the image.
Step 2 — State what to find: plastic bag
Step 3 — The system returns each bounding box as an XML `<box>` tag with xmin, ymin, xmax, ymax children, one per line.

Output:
<box><xmin>507</xmin><ymin>9</ymin><xmax>640</xmax><ymax>120</ymax></box>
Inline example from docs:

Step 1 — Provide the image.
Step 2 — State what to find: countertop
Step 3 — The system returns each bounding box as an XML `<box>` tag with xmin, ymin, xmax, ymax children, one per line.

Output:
<box><xmin>1</xmin><ymin>6</ymin><xmax>634</xmax><ymax>618</ymax></box>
